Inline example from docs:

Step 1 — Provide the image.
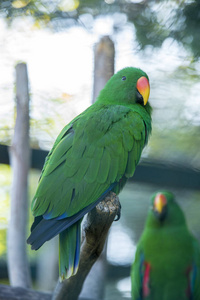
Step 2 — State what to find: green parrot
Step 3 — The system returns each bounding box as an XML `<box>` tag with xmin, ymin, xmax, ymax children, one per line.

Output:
<box><xmin>131</xmin><ymin>191</ymin><xmax>200</xmax><ymax>300</ymax></box>
<box><xmin>27</xmin><ymin>67</ymin><xmax>152</xmax><ymax>280</ymax></box>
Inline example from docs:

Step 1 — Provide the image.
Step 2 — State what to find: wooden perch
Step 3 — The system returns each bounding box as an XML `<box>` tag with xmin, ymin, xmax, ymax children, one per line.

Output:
<box><xmin>79</xmin><ymin>243</ymin><xmax>107</xmax><ymax>300</ymax></box>
<box><xmin>53</xmin><ymin>192</ymin><xmax>120</xmax><ymax>300</ymax></box>
<box><xmin>0</xmin><ymin>193</ymin><xmax>120</xmax><ymax>300</ymax></box>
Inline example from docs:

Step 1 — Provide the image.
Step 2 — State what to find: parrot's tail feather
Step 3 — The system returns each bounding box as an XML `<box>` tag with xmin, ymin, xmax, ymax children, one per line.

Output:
<box><xmin>59</xmin><ymin>220</ymin><xmax>81</xmax><ymax>280</ymax></box>
<box><xmin>27</xmin><ymin>182</ymin><xmax>117</xmax><ymax>250</ymax></box>
<box><xmin>30</xmin><ymin>215</ymin><xmax>43</xmax><ymax>232</ymax></box>
<box><xmin>27</xmin><ymin>218</ymin><xmax>65</xmax><ymax>250</ymax></box>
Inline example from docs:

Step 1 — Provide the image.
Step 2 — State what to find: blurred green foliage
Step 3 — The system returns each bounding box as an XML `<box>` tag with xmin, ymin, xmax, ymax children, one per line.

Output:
<box><xmin>0</xmin><ymin>0</ymin><xmax>200</xmax><ymax>57</ymax></box>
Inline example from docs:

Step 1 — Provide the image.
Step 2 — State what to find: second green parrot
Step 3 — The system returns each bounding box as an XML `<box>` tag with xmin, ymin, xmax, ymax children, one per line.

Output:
<box><xmin>27</xmin><ymin>67</ymin><xmax>152</xmax><ymax>280</ymax></box>
<box><xmin>131</xmin><ymin>191</ymin><xmax>200</xmax><ymax>300</ymax></box>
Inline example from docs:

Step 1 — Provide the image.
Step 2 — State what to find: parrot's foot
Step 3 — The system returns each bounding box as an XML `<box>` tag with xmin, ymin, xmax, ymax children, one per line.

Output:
<box><xmin>114</xmin><ymin>202</ymin><xmax>121</xmax><ymax>221</ymax></box>
<box><xmin>96</xmin><ymin>192</ymin><xmax>121</xmax><ymax>222</ymax></box>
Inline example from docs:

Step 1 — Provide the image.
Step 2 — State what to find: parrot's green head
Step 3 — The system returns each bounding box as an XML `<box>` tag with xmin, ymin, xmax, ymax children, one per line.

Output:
<box><xmin>96</xmin><ymin>67</ymin><xmax>151</xmax><ymax>109</ymax></box>
<box><xmin>147</xmin><ymin>191</ymin><xmax>186</xmax><ymax>228</ymax></box>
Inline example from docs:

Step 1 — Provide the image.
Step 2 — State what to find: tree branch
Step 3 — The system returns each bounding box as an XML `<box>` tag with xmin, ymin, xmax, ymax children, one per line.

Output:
<box><xmin>53</xmin><ymin>192</ymin><xmax>120</xmax><ymax>300</ymax></box>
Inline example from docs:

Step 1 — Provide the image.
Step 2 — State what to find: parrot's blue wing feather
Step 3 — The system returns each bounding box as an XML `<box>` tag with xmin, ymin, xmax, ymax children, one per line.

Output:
<box><xmin>27</xmin><ymin>182</ymin><xmax>117</xmax><ymax>250</ymax></box>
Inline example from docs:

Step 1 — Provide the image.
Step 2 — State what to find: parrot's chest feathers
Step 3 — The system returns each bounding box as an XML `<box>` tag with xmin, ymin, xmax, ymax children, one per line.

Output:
<box><xmin>143</xmin><ymin>227</ymin><xmax>194</xmax><ymax>275</ymax></box>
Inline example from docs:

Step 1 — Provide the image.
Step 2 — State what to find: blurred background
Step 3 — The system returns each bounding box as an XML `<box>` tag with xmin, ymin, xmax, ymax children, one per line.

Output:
<box><xmin>0</xmin><ymin>0</ymin><xmax>200</xmax><ymax>299</ymax></box>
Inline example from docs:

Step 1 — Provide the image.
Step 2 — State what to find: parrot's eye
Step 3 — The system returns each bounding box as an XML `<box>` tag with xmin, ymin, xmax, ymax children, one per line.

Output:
<box><xmin>122</xmin><ymin>76</ymin><xmax>126</xmax><ymax>81</ymax></box>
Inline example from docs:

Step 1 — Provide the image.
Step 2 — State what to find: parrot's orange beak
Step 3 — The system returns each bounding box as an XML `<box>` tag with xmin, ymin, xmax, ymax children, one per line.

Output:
<box><xmin>136</xmin><ymin>76</ymin><xmax>150</xmax><ymax>106</ymax></box>
<box><xmin>154</xmin><ymin>193</ymin><xmax>167</xmax><ymax>214</ymax></box>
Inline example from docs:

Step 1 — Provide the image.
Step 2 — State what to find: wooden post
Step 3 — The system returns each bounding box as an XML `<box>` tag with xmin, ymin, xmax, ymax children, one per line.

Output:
<box><xmin>92</xmin><ymin>36</ymin><xmax>115</xmax><ymax>103</ymax></box>
<box><xmin>7</xmin><ymin>63</ymin><xmax>31</xmax><ymax>288</ymax></box>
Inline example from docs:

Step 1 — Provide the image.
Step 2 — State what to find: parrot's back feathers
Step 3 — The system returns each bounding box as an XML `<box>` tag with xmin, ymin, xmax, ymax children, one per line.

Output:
<box><xmin>131</xmin><ymin>191</ymin><xmax>200</xmax><ymax>300</ymax></box>
<box><xmin>27</xmin><ymin>67</ymin><xmax>152</xmax><ymax>280</ymax></box>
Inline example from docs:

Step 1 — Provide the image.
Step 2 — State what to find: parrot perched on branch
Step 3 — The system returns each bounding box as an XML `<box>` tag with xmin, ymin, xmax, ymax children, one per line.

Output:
<box><xmin>27</xmin><ymin>67</ymin><xmax>152</xmax><ymax>280</ymax></box>
<box><xmin>131</xmin><ymin>191</ymin><xmax>200</xmax><ymax>300</ymax></box>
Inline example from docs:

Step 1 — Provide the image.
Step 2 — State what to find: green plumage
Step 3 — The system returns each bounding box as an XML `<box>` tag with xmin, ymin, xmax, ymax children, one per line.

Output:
<box><xmin>27</xmin><ymin>67</ymin><xmax>152</xmax><ymax>280</ymax></box>
<box><xmin>131</xmin><ymin>191</ymin><xmax>200</xmax><ymax>300</ymax></box>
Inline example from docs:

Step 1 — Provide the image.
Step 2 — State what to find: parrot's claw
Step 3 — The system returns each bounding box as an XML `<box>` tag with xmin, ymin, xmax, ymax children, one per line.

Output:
<box><xmin>114</xmin><ymin>202</ymin><xmax>121</xmax><ymax>221</ymax></box>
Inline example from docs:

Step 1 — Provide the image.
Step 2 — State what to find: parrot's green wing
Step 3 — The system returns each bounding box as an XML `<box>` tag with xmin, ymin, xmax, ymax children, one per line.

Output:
<box><xmin>31</xmin><ymin>104</ymin><xmax>148</xmax><ymax>221</ymax></box>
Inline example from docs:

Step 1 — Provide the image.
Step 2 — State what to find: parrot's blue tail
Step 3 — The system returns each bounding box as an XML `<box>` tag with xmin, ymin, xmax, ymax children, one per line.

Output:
<box><xmin>59</xmin><ymin>219</ymin><xmax>81</xmax><ymax>281</ymax></box>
